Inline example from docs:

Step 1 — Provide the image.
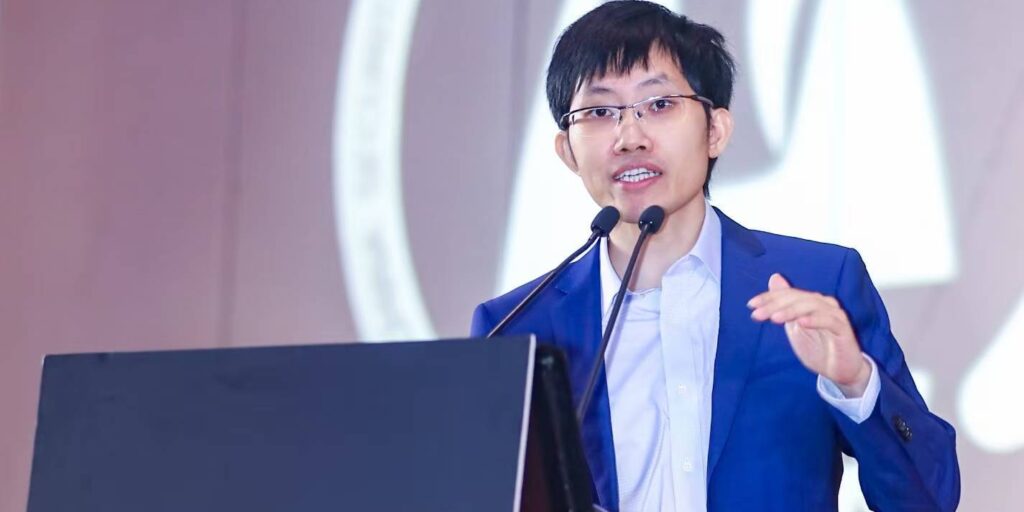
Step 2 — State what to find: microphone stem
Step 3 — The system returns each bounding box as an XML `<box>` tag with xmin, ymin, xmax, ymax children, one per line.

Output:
<box><xmin>576</xmin><ymin>229</ymin><xmax>651</xmax><ymax>423</ymax></box>
<box><xmin>487</xmin><ymin>231</ymin><xmax>601</xmax><ymax>338</ymax></box>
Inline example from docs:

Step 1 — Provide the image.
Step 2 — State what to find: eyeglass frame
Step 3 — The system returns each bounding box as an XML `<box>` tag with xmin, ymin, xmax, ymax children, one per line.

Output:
<box><xmin>558</xmin><ymin>93</ymin><xmax>715</xmax><ymax>131</ymax></box>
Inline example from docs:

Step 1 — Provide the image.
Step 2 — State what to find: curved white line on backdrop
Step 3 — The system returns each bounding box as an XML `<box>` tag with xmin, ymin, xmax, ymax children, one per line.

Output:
<box><xmin>498</xmin><ymin>0</ymin><xmax>684</xmax><ymax>294</ymax></box>
<box><xmin>716</xmin><ymin>0</ymin><xmax>956</xmax><ymax>288</ymax></box>
<box><xmin>746</xmin><ymin>0</ymin><xmax>802</xmax><ymax>152</ymax></box>
<box><xmin>332</xmin><ymin>0</ymin><xmax>434</xmax><ymax>341</ymax></box>
<box><xmin>959</xmin><ymin>295</ymin><xmax>1024</xmax><ymax>452</ymax></box>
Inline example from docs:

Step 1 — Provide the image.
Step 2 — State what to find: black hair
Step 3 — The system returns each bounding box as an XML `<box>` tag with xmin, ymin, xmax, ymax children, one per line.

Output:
<box><xmin>546</xmin><ymin>0</ymin><xmax>736</xmax><ymax>195</ymax></box>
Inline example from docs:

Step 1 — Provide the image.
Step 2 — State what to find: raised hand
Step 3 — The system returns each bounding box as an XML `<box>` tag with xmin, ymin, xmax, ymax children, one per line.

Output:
<box><xmin>747</xmin><ymin>273</ymin><xmax>871</xmax><ymax>397</ymax></box>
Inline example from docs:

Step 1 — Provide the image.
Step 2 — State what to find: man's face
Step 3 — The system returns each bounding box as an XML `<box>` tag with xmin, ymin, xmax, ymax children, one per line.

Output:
<box><xmin>555</xmin><ymin>49</ymin><xmax>732</xmax><ymax>224</ymax></box>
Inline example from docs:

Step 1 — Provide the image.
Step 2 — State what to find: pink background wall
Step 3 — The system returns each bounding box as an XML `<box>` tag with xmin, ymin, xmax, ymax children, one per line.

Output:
<box><xmin>2</xmin><ymin>0</ymin><xmax>1022</xmax><ymax>509</ymax></box>
<box><xmin>0</xmin><ymin>2</ymin><xmax>359</xmax><ymax>509</ymax></box>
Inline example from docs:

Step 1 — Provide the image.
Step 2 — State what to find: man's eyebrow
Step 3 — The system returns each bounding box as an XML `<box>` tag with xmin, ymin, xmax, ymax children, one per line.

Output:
<box><xmin>637</xmin><ymin>73</ymin><xmax>670</xmax><ymax>88</ymax></box>
<box><xmin>583</xmin><ymin>84</ymin><xmax>616</xmax><ymax>96</ymax></box>
<box><xmin>582</xmin><ymin>73</ymin><xmax>672</xmax><ymax>96</ymax></box>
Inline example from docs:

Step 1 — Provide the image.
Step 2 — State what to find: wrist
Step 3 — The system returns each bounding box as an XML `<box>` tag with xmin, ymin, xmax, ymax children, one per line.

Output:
<box><xmin>836</xmin><ymin>356</ymin><xmax>872</xmax><ymax>398</ymax></box>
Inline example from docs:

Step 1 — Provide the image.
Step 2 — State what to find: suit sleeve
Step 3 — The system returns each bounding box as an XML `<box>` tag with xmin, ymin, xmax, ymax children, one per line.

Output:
<box><xmin>831</xmin><ymin>249</ymin><xmax>961</xmax><ymax>512</ymax></box>
<box><xmin>470</xmin><ymin>302</ymin><xmax>497</xmax><ymax>338</ymax></box>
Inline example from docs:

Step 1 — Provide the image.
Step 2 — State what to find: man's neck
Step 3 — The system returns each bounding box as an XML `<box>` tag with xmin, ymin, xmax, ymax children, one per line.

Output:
<box><xmin>607</xmin><ymin>198</ymin><xmax>707</xmax><ymax>291</ymax></box>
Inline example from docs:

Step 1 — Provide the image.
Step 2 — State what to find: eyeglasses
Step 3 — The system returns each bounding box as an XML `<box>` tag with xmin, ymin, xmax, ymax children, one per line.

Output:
<box><xmin>559</xmin><ymin>94</ymin><xmax>714</xmax><ymax>136</ymax></box>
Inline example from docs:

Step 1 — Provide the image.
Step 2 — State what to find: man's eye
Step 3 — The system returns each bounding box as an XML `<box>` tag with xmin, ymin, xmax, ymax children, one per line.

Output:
<box><xmin>585</xmin><ymin>108</ymin><xmax>614</xmax><ymax>119</ymax></box>
<box><xmin>651</xmin><ymin>99</ymin><xmax>676</xmax><ymax>112</ymax></box>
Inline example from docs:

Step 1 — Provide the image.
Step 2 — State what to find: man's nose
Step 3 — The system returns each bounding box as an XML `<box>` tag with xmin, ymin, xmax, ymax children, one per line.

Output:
<box><xmin>613</xmin><ymin>110</ymin><xmax>651</xmax><ymax>153</ymax></box>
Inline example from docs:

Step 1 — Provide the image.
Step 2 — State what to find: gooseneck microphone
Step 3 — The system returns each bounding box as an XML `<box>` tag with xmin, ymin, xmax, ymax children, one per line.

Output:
<box><xmin>575</xmin><ymin>205</ymin><xmax>665</xmax><ymax>422</ymax></box>
<box><xmin>487</xmin><ymin>206</ymin><xmax>621</xmax><ymax>338</ymax></box>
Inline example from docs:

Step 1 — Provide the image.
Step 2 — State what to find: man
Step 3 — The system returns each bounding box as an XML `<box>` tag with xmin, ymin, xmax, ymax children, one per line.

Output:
<box><xmin>471</xmin><ymin>1</ymin><xmax>960</xmax><ymax>511</ymax></box>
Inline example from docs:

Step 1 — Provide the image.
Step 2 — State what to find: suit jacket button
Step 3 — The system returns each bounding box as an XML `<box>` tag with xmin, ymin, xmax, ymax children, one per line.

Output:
<box><xmin>902</xmin><ymin>428</ymin><xmax>913</xmax><ymax>441</ymax></box>
<box><xmin>893</xmin><ymin>415</ymin><xmax>907</xmax><ymax>431</ymax></box>
<box><xmin>893</xmin><ymin>415</ymin><xmax>912</xmax><ymax>441</ymax></box>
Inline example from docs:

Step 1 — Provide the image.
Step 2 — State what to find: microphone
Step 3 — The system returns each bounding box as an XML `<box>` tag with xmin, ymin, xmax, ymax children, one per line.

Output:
<box><xmin>487</xmin><ymin>206</ymin><xmax>620</xmax><ymax>338</ymax></box>
<box><xmin>575</xmin><ymin>205</ymin><xmax>665</xmax><ymax>422</ymax></box>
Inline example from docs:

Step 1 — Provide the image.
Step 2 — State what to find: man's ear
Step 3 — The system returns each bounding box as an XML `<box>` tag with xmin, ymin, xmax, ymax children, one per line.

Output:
<box><xmin>554</xmin><ymin>131</ymin><xmax>580</xmax><ymax>175</ymax></box>
<box><xmin>707</xmin><ymin>108</ymin><xmax>734</xmax><ymax>159</ymax></box>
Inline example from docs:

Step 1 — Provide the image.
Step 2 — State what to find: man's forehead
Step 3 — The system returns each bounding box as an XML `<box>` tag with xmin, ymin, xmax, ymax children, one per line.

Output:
<box><xmin>574</xmin><ymin>67</ymin><xmax>690</xmax><ymax>105</ymax></box>
<box><xmin>582</xmin><ymin>72</ymin><xmax>673</xmax><ymax>95</ymax></box>
<box><xmin>574</xmin><ymin>48</ymin><xmax>687</xmax><ymax>96</ymax></box>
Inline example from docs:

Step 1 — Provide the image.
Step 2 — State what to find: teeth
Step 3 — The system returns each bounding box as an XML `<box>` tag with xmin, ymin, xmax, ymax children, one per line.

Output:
<box><xmin>615</xmin><ymin>167</ymin><xmax>661</xmax><ymax>183</ymax></box>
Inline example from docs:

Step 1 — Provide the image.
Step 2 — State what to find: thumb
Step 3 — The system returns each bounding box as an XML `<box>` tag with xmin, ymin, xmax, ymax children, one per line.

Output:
<box><xmin>768</xmin><ymin>273</ymin><xmax>791</xmax><ymax>291</ymax></box>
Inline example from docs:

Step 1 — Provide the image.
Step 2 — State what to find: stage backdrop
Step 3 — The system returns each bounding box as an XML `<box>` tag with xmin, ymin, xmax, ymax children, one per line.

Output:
<box><xmin>2</xmin><ymin>0</ymin><xmax>1022</xmax><ymax>510</ymax></box>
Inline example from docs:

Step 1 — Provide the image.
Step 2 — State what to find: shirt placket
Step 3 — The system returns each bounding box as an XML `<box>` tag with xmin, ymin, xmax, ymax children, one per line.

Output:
<box><xmin>659</xmin><ymin>259</ymin><xmax>710</xmax><ymax>511</ymax></box>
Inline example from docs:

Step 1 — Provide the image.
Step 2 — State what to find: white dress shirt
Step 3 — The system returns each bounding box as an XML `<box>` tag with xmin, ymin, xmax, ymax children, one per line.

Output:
<box><xmin>599</xmin><ymin>202</ymin><xmax>880</xmax><ymax>512</ymax></box>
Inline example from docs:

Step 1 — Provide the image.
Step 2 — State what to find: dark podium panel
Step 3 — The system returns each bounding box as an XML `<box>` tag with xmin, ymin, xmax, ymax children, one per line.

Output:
<box><xmin>27</xmin><ymin>337</ymin><xmax>595</xmax><ymax>512</ymax></box>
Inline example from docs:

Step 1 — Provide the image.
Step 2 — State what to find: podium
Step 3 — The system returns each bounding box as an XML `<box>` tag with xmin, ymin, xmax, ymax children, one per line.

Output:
<box><xmin>26</xmin><ymin>336</ymin><xmax>596</xmax><ymax>511</ymax></box>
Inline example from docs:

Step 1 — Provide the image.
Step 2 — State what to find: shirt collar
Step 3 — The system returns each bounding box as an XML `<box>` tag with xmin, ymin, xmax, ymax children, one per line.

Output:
<box><xmin>599</xmin><ymin>201</ymin><xmax>722</xmax><ymax>313</ymax></box>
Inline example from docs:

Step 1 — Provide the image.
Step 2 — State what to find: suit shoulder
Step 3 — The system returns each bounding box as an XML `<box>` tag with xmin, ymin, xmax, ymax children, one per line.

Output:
<box><xmin>716</xmin><ymin>208</ymin><xmax>857</xmax><ymax>268</ymax></box>
<box><xmin>751</xmin><ymin>229</ymin><xmax>856</xmax><ymax>264</ymax></box>
<box><xmin>745</xmin><ymin>229</ymin><xmax>868</xmax><ymax>290</ymax></box>
<box><xmin>476</xmin><ymin>272</ymin><xmax>550</xmax><ymax>317</ymax></box>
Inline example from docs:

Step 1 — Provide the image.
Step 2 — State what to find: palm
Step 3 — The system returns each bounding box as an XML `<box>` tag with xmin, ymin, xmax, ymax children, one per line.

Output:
<box><xmin>750</xmin><ymin>273</ymin><xmax>868</xmax><ymax>391</ymax></box>
<box><xmin>784</xmin><ymin>321</ymin><xmax>860</xmax><ymax>385</ymax></box>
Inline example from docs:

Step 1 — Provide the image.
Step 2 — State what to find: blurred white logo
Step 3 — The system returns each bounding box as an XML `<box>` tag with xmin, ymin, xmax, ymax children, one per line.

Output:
<box><xmin>332</xmin><ymin>0</ymin><xmax>432</xmax><ymax>342</ymax></box>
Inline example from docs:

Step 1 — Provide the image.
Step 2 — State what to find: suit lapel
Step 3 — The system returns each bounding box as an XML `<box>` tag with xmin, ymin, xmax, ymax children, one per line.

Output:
<box><xmin>707</xmin><ymin>209</ymin><xmax>769</xmax><ymax>479</ymax></box>
<box><xmin>549</xmin><ymin>246</ymin><xmax>619</xmax><ymax>509</ymax></box>
<box><xmin>543</xmin><ymin>210</ymin><xmax>768</xmax><ymax>504</ymax></box>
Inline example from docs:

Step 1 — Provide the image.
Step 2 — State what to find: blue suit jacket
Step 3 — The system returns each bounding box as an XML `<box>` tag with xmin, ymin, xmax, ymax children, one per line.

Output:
<box><xmin>471</xmin><ymin>209</ymin><xmax>960</xmax><ymax>511</ymax></box>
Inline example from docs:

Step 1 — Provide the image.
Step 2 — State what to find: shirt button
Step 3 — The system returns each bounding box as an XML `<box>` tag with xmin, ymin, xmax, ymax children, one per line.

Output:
<box><xmin>682</xmin><ymin>458</ymin><xmax>694</xmax><ymax>472</ymax></box>
<box><xmin>677</xmin><ymin>384</ymin><xmax>688</xmax><ymax>396</ymax></box>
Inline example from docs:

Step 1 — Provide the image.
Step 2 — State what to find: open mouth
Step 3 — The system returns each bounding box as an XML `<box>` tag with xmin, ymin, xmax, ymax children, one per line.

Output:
<box><xmin>614</xmin><ymin>167</ymin><xmax>663</xmax><ymax>183</ymax></box>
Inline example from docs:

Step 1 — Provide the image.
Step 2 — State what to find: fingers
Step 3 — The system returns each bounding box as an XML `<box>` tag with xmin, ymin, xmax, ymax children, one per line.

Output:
<box><xmin>749</xmin><ymin>286</ymin><xmax>836</xmax><ymax>315</ymax></box>
<box><xmin>748</xmin><ymin>273</ymin><xmax>795</xmax><ymax>307</ymax></box>
<box><xmin>751</xmin><ymin>293</ymin><xmax>832</xmax><ymax>323</ymax></box>
<box><xmin>795</xmin><ymin>309</ymin><xmax>852</xmax><ymax>338</ymax></box>
<box><xmin>748</xmin><ymin>274</ymin><xmax>847</xmax><ymax>333</ymax></box>
<box><xmin>767</xmin><ymin>272</ymin><xmax>791</xmax><ymax>291</ymax></box>
<box><xmin>750</xmin><ymin>294</ymin><xmax>851</xmax><ymax>338</ymax></box>
<box><xmin>748</xmin><ymin>273</ymin><xmax>839</xmax><ymax>311</ymax></box>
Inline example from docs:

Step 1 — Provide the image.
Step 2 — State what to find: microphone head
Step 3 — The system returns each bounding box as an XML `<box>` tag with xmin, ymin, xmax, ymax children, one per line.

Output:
<box><xmin>590</xmin><ymin>206</ymin><xmax>620</xmax><ymax>236</ymax></box>
<box><xmin>638</xmin><ymin>205</ymin><xmax>665</xmax><ymax>234</ymax></box>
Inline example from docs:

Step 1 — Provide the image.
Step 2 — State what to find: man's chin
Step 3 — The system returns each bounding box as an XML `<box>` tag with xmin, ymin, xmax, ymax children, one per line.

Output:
<box><xmin>614</xmin><ymin>204</ymin><xmax>646</xmax><ymax>225</ymax></box>
<box><xmin>615</xmin><ymin>198</ymin><xmax>666</xmax><ymax>224</ymax></box>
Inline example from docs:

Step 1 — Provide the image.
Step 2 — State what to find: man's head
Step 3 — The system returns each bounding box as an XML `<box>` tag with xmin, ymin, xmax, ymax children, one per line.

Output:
<box><xmin>546</xmin><ymin>1</ymin><xmax>736</xmax><ymax>222</ymax></box>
